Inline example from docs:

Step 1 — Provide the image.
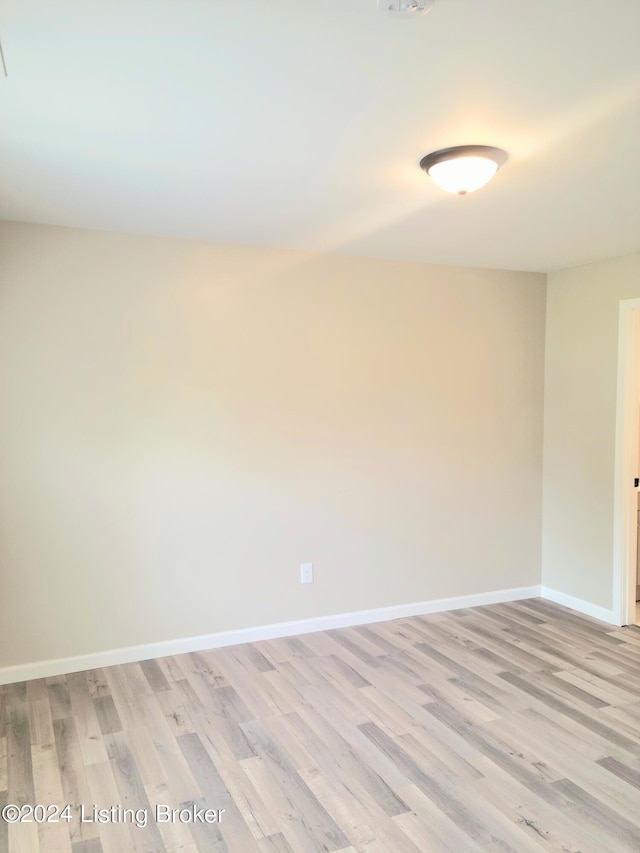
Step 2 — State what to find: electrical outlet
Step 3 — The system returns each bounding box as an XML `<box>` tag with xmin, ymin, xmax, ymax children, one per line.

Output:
<box><xmin>300</xmin><ymin>562</ymin><xmax>313</xmax><ymax>584</ymax></box>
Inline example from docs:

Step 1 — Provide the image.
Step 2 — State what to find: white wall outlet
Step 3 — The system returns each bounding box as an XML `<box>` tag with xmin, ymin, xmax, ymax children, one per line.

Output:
<box><xmin>300</xmin><ymin>562</ymin><xmax>313</xmax><ymax>584</ymax></box>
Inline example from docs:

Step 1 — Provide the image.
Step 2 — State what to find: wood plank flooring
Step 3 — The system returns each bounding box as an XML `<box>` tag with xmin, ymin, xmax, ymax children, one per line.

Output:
<box><xmin>1</xmin><ymin>598</ymin><xmax>640</xmax><ymax>852</ymax></box>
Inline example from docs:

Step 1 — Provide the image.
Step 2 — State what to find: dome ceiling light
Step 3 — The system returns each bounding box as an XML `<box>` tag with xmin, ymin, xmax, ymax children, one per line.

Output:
<box><xmin>419</xmin><ymin>146</ymin><xmax>508</xmax><ymax>195</ymax></box>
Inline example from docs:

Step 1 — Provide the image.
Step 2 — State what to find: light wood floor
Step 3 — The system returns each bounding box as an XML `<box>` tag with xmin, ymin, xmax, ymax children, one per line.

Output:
<box><xmin>2</xmin><ymin>598</ymin><xmax>640</xmax><ymax>853</ymax></box>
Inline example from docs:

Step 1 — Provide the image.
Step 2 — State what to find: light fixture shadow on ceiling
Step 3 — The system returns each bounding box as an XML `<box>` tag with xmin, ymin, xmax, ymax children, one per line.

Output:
<box><xmin>291</xmin><ymin>191</ymin><xmax>445</xmax><ymax>260</ymax></box>
<box><xmin>513</xmin><ymin>73</ymin><xmax>640</xmax><ymax>166</ymax></box>
<box><xmin>286</xmin><ymin>176</ymin><xmax>508</xmax><ymax>267</ymax></box>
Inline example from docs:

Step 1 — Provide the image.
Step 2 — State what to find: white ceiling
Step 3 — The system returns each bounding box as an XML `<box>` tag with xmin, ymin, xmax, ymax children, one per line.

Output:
<box><xmin>1</xmin><ymin>0</ymin><xmax>639</xmax><ymax>272</ymax></box>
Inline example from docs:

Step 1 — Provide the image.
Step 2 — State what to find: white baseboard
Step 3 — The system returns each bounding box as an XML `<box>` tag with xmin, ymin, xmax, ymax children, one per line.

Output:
<box><xmin>540</xmin><ymin>586</ymin><xmax>618</xmax><ymax>625</ymax></box>
<box><xmin>0</xmin><ymin>585</ymin><xmax>541</xmax><ymax>685</ymax></box>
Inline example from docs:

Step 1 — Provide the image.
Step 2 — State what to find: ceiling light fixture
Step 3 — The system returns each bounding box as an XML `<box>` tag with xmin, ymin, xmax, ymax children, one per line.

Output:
<box><xmin>419</xmin><ymin>146</ymin><xmax>508</xmax><ymax>195</ymax></box>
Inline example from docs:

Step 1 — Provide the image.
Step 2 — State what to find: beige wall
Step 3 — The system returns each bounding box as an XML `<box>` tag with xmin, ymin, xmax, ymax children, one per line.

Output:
<box><xmin>0</xmin><ymin>222</ymin><xmax>546</xmax><ymax>668</ymax></box>
<box><xmin>542</xmin><ymin>252</ymin><xmax>640</xmax><ymax>609</ymax></box>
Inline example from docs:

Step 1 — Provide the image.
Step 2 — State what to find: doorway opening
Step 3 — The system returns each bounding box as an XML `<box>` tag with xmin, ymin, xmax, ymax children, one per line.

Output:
<box><xmin>613</xmin><ymin>298</ymin><xmax>640</xmax><ymax>627</ymax></box>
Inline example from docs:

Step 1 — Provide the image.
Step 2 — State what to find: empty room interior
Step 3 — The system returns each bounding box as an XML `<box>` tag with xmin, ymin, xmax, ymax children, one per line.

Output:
<box><xmin>1</xmin><ymin>1</ymin><xmax>640</xmax><ymax>851</ymax></box>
